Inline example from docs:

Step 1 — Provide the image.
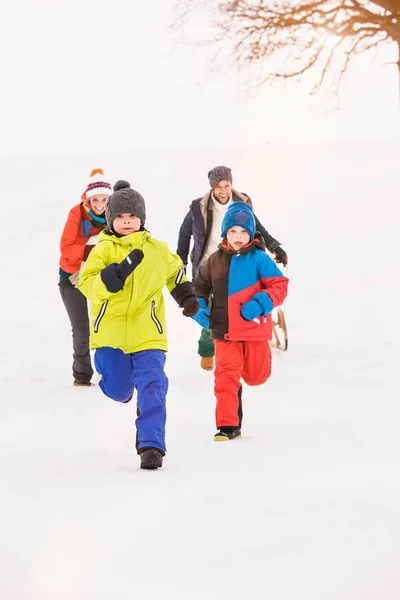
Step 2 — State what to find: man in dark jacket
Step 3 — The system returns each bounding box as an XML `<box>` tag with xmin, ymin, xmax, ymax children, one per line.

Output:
<box><xmin>176</xmin><ymin>165</ymin><xmax>287</xmax><ymax>371</ymax></box>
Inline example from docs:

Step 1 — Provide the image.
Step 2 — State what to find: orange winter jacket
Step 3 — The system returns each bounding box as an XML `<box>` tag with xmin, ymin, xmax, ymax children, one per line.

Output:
<box><xmin>59</xmin><ymin>203</ymin><xmax>104</xmax><ymax>275</ymax></box>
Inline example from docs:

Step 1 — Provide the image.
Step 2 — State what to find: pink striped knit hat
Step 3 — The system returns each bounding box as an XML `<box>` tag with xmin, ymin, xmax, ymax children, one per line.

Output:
<box><xmin>81</xmin><ymin>168</ymin><xmax>112</xmax><ymax>201</ymax></box>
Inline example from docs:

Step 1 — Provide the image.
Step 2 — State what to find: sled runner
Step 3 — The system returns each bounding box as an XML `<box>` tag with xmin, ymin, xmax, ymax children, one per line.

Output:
<box><xmin>271</xmin><ymin>307</ymin><xmax>288</xmax><ymax>351</ymax></box>
<box><xmin>270</xmin><ymin>263</ymin><xmax>288</xmax><ymax>351</ymax></box>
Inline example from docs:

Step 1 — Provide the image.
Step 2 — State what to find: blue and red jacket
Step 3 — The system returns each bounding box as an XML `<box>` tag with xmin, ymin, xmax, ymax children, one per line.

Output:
<box><xmin>193</xmin><ymin>235</ymin><xmax>288</xmax><ymax>341</ymax></box>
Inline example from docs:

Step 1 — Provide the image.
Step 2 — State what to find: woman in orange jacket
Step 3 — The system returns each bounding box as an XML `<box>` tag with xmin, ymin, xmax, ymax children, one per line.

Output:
<box><xmin>59</xmin><ymin>169</ymin><xmax>112</xmax><ymax>386</ymax></box>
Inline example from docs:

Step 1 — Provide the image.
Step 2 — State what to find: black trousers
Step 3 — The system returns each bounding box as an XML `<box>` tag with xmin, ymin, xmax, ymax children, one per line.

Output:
<box><xmin>59</xmin><ymin>276</ymin><xmax>93</xmax><ymax>383</ymax></box>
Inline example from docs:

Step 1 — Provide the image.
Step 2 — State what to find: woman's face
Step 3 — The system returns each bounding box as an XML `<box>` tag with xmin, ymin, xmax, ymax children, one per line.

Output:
<box><xmin>89</xmin><ymin>194</ymin><xmax>108</xmax><ymax>215</ymax></box>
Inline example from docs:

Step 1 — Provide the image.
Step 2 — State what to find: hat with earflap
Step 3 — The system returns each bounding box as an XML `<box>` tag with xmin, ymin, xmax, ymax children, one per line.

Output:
<box><xmin>221</xmin><ymin>201</ymin><xmax>256</xmax><ymax>240</ymax></box>
<box><xmin>81</xmin><ymin>168</ymin><xmax>112</xmax><ymax>201</ymax></box>
<box><xmin>105</xmin><ymin>180</ymin><xmax>146</xmax><ymax>229</ymax></box>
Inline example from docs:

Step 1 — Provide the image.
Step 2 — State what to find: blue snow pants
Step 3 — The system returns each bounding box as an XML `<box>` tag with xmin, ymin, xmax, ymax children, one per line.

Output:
<box><xmin>94</xmin><ymin>347</ymin><xmax>168</xmax><ymax>454</ymax></box>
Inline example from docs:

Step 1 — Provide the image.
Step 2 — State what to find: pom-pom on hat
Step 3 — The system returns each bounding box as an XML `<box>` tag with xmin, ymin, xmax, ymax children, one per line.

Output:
<box><xmin>105</xmin><ymin>180</ymin><xmax>146</xmax><ymax>228</ymax></box>
<box><xmin>208</xmin><ymin>165</ymin><xmax>233</xmax><ymax>189</ymax></box>
<box><xmin>221</xmin><ymin>201</ymin><xmax>256</xmax><ymax>240</ymax></box>
<box><xmin>82</xmin><ymin>168</ymin><xmax>112</xmax><ymax>201</ymax></box>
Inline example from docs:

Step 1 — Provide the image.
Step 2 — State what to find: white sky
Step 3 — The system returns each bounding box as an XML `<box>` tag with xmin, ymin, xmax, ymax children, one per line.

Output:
<box><xmin>1</xmin><ymin>0</ymin><xmax>400</xmax><ymax>156</ymax></box>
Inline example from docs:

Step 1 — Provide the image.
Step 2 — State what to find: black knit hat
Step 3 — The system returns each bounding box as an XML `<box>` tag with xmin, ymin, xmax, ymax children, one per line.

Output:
<box><xmin>105</xmin><ymin>180</ymin><xmax>146</xmax><ymax>228</ymax></box>
<box><xmin>208</xmin><ymin>165</ymin><xmax>233</xmax><ymax>189</ymax></box>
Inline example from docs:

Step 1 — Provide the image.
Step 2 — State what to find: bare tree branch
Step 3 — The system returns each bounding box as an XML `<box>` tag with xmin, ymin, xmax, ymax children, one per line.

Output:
<box><xmin>172</xmin><ymin>0</ymin><xmax>400</xmax><ymax>101</ymax></box>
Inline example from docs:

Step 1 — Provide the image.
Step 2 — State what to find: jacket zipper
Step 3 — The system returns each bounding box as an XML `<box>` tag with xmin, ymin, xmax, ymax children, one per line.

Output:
<box><xmin>199</xmin><ymin>200</ymin><xmax>213</xmax><ymax>260</ymax></box>
<box><xmin>94</xmin><ymin>300</ymin><xmax>108</xmax><ymax>333</ymax></box>
<box><xmin>151</xmin><ymin>300</ymin><xmax>163</xmax><ymax>334</ymax></box>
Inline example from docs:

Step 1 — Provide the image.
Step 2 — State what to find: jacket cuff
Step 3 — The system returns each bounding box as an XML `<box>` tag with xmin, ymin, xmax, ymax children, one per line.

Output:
<box><xmin>267</xmin><ymin>240</ymin><xmax>281</xmax><ymax>252</ymax></box>
<box><xmin>170</xmin><ymin>281</ymin><xmax>196</xmax><ymax>307</ymax></box>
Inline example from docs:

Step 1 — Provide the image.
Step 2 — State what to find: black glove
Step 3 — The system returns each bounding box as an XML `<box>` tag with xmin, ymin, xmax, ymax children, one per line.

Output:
<box><xmin>101</xmin><ymin>249</ymin><xmax>144</xmax><ymax>293</ymax></box>
<box><xmin>116</xmin><ymin>249</ymin><xmax>144</xmax><ymax>280</ymax></box>
<box><xmin>182</xmin><ymin>296</ymin><xmax>200</xmax><ymax>317</ymax></box>
<box><xmin>273</xmin><ymin>247</ymin><xmax>288</xmax><ymax>267</ymax></box>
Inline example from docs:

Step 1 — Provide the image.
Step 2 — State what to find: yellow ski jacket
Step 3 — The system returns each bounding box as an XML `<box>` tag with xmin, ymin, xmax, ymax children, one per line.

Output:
<box><xmin>79</xmin><ymin>229</ymin><xmax>188</xmax><ymax>354</ymax></box>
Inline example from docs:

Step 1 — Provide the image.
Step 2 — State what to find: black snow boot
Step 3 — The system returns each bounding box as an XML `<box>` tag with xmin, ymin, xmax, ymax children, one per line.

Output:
<box><xmin>140</xmin><ymin>448</ymin><xmax>164</xmax><ymax>470</ymax></box>
<box><xmin>214</xmin><ymin>427</ymin><xmax>242</xmax><ymax>442</ymax></box>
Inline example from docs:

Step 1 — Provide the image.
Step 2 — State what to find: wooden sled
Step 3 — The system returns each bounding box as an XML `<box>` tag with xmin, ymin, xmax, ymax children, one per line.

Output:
<box><xmin>271</xmin><ymin>308</ymin><xmax>288</xmax><ymax>352</ymax></box>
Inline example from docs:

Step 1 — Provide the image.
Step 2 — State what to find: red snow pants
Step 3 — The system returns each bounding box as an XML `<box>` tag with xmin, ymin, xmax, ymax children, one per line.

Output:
<box><xmin>214</xmin><ymin>340</ymin><xmax>272</xmax><ymax>428</ymax></box>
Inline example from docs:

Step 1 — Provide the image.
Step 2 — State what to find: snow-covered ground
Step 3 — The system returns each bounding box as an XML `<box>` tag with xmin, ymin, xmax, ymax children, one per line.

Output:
<box><xmin>1</xmin><ymin>140</ymin><xmax>399</xmax><ymax>599</ymax></box>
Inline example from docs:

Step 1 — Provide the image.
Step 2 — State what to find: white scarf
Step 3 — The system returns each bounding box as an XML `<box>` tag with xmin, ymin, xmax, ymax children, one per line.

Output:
<box><xmin>202</xmin><ymin>194</ymin><xmax>233</xmax><ymax>262</ymax></box>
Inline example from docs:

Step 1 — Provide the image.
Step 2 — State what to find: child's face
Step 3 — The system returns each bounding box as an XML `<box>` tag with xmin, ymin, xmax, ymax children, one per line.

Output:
<box><xmin>89</xmin><ymin>194</ymin><xmax>108</xmax><ymax>215</ymax></box>
<box><xmin>113</xmin><ymin>213</ymin><xmax>141</xmax><ymax>235</ymax></box>
<box><xmin>226</xmin><ymin>226</ymin><xmax>250</xmax><ymax>251</ymax></box>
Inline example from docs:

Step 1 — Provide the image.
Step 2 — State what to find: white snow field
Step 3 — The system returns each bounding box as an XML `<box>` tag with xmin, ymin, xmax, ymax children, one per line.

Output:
<box><xmin>0</xmin><ymin>140</ymin><xmax>399</xmax><ymax>599</ymax></box>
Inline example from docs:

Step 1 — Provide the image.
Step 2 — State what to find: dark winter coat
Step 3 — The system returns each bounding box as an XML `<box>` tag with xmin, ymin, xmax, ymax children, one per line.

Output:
<box><xmin>176</xmin><ymin>189</ymin><xmax>281</xmax><ymax>276</ymax></box>
<box><xmin>193</xmin><ymin>236</ymin><xmax>288</xmax><ymax>341</ymax></box>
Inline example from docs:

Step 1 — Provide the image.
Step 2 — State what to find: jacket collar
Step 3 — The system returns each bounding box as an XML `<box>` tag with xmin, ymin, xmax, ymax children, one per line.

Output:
<box><xmin>219</xmin><ymin>232</ymin><xmax>266</xmax><ymax>256</ymax></box>
<box><xmin>98</xmin><ymin>229</ymin><xmax>150</xmax><ymax>247</ymax></box>
<box><xmin>199</xmin><ymin>188</ymin><xmax>249</xmax><ymax>218</ymax></box>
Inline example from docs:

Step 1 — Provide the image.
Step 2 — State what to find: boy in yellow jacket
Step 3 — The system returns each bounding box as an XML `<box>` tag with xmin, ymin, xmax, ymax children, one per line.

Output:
<box><xmin>79</xmin><ymin>180</ymin><xmax>199</xmax><ymax>469</ymax></box>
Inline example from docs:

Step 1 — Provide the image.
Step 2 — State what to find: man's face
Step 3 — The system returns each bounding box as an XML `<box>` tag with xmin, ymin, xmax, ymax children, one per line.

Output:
<box><xmin>212</xmin><ymin>180</ymin><xmax>232</xmax><ymax>204</ymax></box>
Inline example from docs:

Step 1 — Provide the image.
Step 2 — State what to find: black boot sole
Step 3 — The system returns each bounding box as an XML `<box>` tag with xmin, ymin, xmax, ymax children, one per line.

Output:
<box><xmin>140</xmin><ymin>458</ymin><xmax>163</xmax><ymax>470</ymax></box>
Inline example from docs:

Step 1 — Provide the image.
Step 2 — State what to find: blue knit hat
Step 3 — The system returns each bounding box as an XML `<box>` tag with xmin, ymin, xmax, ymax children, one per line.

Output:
<box><xmin>221</xmin><ymin>201</ymin><xmax>256</xmax><ymax>240</ymax></box>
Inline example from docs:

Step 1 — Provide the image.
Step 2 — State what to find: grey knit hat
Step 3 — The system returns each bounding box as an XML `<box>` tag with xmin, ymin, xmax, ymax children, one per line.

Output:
<box><xmin>105</xmin><ymin>180</ymin><xmax>146</xmax><ymax>228</ymax></box>
<box><xmin>208</xmin><ymin>165</ymin><xmax>233</xmax><ymax>189</ymax></box>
